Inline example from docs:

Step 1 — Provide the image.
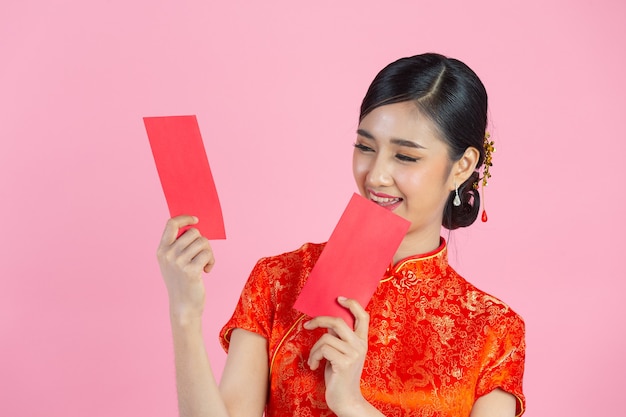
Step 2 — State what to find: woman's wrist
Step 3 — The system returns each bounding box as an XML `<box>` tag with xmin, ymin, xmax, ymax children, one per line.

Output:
<box><xmin>333</xmin><ymin>396</ymin><xmax>385</xmax><ymax>417</ymax></box>
<box><xmin>169</xmin><ymin>306</ymin><xmax>204</xmax><ymax>329</ymax></box>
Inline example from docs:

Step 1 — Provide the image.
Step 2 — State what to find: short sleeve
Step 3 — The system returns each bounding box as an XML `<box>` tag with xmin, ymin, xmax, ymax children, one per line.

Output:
<box><xmin>475</xmin><ymin>313</ymin><xmax>526</xmax><ymax>416</ymax></box>
<box><xmin>219</xmin><ymin>257</ymin><xmax>274</xmax><ymax>352</ymax></box>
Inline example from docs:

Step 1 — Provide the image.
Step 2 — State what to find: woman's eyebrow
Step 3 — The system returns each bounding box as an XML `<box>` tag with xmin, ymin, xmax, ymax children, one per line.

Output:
<box><xmin>390</xmin><ymin>138</ymin><xmax>426</xmax><ymax>149</ymax></box>
<box><xmin>356</xmin><ymin>128</ymin><xmax>375</xmax><ymax>140</ymax></box>
<box><xmin>356</xmin><ymin>129</ymin><xmax>425</xmax><ymax>149</ymax></box>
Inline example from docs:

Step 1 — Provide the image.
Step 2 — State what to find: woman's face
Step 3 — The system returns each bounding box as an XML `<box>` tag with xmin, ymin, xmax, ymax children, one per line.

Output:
<box><xmin>353</xmin><ymin>101</ymin><xmax>455</xmax><ymax>245</ymax></box>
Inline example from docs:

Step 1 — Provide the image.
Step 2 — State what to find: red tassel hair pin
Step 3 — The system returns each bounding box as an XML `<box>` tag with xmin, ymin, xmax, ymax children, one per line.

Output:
<box><xmin>479</xmin><ymin>132</ymin><xmax>494</xmax><ymax>222</ymax></box>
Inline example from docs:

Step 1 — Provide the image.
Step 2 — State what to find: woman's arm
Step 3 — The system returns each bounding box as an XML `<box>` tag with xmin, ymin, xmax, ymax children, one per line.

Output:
<box><xmin>469</xmin><ymin>388</ymin><xmax>517</xmax><ymax>417</ymax></box>
<box><xmin>219</xmin><ymin>329</ymin><xmax>269</xmax><ymax>416</ymax></box>
<box><xmin>158</xmin><ymin>216</ymin><xmax>268</xmax><ymax>417</ymax></box>
<box><xmin>170</xmin><ymin>315</ymin><xmax>229</xmax><ymax>417</ymax></box>
<box><xmin>170</xmin><ymin>323</ymin><xmax>269</xmax><ymax>417</ymax></box>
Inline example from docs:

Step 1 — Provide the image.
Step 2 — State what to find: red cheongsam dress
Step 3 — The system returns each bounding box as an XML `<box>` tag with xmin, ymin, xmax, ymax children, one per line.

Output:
<box><xmin>220</xmin><ymin>240</ymin><xmax>525</xmax><ymax>416</ymax></box>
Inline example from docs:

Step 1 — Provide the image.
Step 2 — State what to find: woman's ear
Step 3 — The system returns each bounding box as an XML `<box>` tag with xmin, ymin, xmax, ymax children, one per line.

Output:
<box><xmin>451</xmin><ymin>146</ymin><xmax>480</xmax><ymax>187</ymax></box>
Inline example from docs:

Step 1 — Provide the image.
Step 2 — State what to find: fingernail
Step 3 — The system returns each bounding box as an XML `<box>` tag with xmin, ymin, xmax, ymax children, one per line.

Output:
<box><xmin>337</xmin><ymin>296</ymin><xmax>347</xmax><ymax>302</ymax></box>
<box><xmin>192</xmin><ymin>216</ymin><xmax>199</xmax><ymax>222</ymax></box>
<box><xmin>303</xmin><ymin>321</ymin><xmax>311</xmax><ymax>329</ymax></box>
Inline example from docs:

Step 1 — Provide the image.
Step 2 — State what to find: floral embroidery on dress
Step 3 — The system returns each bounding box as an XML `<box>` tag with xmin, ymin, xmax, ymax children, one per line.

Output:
<box><xmin>394</xmin><ymin>269</ymin><xmax>421</xmax><ymax>291</ymax></box>
<box><xmin>220</xmin><ymin>240</ymin><xmax>526</xmax><ymax>417</ymax></box>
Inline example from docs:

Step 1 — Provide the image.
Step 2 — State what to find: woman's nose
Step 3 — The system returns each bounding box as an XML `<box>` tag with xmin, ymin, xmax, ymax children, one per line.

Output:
<box><xmin>366</xmin><ymin>156</ymin><xmax>393</xmax><ymax>188</ymax></box>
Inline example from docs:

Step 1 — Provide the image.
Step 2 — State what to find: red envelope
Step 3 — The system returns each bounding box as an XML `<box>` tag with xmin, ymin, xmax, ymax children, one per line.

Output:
<box><xmin>144</xmin><ymin>115</ymin><xmax>226</xmax><ymax>239</ymax></box>
<box><xmin>293</xmin><ymin>193</ymin><xmax>410</xmax><ymax>328</ymax></box>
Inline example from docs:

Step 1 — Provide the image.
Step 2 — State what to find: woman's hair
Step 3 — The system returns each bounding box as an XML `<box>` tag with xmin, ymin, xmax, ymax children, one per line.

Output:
<box><xmin>360</xmin><ymin>53</ymin><xmax>488</xmax><ymax>230</ymax></box>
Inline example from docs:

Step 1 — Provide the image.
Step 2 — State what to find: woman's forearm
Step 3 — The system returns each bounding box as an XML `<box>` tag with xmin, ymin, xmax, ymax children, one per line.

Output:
<box><xmin>170</xmin><ymin>316</ymin><xmax>230</xmax><ymax>417</ymax></box>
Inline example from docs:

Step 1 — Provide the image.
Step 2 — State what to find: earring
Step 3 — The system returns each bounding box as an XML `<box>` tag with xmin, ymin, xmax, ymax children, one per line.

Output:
<box><xmin>453</xmin><ymin>182</ymin><xmax>461</xmax><ymax>207</ymax></box>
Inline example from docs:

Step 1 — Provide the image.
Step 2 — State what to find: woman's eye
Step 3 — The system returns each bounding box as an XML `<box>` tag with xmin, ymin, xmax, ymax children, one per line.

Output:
<box><xmin>354</xmin><ymin>143</ymin><xmax>374</xmax><ymax>152</ymax></box>
<box><xmin>396</xmin><ymin>154</ymin><xmax>419</xmax><ymax>162</ymax></box>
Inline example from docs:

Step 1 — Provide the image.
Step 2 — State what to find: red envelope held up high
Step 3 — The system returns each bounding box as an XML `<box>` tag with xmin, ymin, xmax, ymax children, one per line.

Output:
<box><xmin>144</xmin><ymin>115</ymin><xmax>226</xmax><ymax>239</ymax></box>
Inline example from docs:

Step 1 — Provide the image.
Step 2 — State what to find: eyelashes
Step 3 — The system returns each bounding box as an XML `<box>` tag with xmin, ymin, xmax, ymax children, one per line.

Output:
<box><xmin>395</xmin><ymin>154</ymin><xmax>419</xmax><ymax>162</ymax></box>
<box><xmin>353</xmin><ymin>142</ymin><xmax>420</xmax><ymax>163</ymax></box>
<box><xmin>353</xmin><ymin>142</ymin><xmax>373</xmax><ymax>152</ymax></box>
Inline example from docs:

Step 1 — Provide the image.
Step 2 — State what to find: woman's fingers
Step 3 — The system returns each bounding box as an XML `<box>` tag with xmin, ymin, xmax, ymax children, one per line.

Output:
<box><xmin>158</xmin><ymin>215</ymin><xmax>215</xmax><ymax>273</ymax></box>
<box><xmin>305</xmin><ymin>315</ymin><xmax>353</xmax><ymax>342</ymax></box>
<box><xmin>308</xmin><ymin>332</ymin><xmax>353</xmax><ymax>370</ymax></box>
<box><xmin>305</xmin><ymin>297</ymin><xmax>370</xmax><ymax>340</ymax></box>
<box><xmin>157</xmin><ymin>216</ymin><xmax>214</xmax><ymax>322</ymax></box>
<box><xmin>159</xmin><ymin>215</ymin><xmax>198</xmax><ymax>247</ymax></box>
<box><xmin>178</xmin><ymin>234</ymin><xmax>209</xmax><ymax>264</ymax></box>
<box><xmin>156</xmin><ymin>215</ymin><xmax>215</xmax><ymax>281</ymax></box>
<box><xmin>191</xmin><ymin>245</ymin><xmax>215</xmax><ymax>274</ymax></box>
<box><xmin>304</xmin><ymin>297</ymin><xmax>369</xmax><ymax>371</ymax></box>
<box><xmin>337</xmin><ymin>296</ymin><xmax>370</xmax><ymax>340</ymax></box>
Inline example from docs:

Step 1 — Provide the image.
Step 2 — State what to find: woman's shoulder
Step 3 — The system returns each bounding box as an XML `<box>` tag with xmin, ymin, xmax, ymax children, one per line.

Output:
<box><xmin>249</xmin><ymin>243</ymin><xmax>327</xmax><ymax>291</ymax></box>
<box><xmin>255</xmin><ymin>242</ymin><xmax>326</xmax><ymax>271</ymax></box>
<box><xmin>447</xmin><ymin>267</ymin><xmax>524</xmax><ymax>326</ymax></box>
<box><xmin>246</xmin><ymin>243</ymin><xmax>327</xmax><ymax>313</ymax></box>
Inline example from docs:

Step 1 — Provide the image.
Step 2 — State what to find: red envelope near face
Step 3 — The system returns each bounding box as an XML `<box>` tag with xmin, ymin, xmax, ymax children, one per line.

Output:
<box><xmin>294</xmin><ymin>193</ymin><xmax>410</xmax><ymax>328</ymax></box>
<box><xmin>144</xmin><ymin>115</ymin><xmax>226</xmax><ymax>239</ymax></box>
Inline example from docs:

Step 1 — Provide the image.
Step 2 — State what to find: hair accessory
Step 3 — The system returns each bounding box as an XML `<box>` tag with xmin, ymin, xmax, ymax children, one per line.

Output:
<box><xmin>453</xmin><ymin>182</ymin><xmax>461</xmax><ymax>207</ymax></box>
<box><xmin>480</xmin><ymin>132</ymin><xmax>494</xmax><ymax>222</ymax></box>
<box><xmin>482</xmin><ymin>132</ymin><xmax>494</xmax><ymax>187</ymax></box>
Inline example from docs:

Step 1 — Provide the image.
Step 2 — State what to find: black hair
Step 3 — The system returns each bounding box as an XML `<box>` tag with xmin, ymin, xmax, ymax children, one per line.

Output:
<box><xmin>359</xmin><ymin>53</ymin><xmax>488</xmax><ymax>230</ymax></box>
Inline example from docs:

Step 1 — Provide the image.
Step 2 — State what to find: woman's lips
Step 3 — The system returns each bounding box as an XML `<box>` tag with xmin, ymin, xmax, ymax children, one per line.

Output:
<box><xmin>369</xmin><ymin>189</ymin><xmax>403</xmax><ymax>210</ymax></box>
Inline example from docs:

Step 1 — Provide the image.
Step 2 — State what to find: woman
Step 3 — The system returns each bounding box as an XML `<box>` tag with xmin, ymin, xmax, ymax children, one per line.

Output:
<box><xmin>157</xmin><ymin>53</ymin><xmax>526</xmax><ymax>417</ymax></box>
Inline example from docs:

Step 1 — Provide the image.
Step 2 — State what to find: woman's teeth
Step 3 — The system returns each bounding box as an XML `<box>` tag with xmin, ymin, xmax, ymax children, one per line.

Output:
<box><xmin>370</xmin><ymin>194</ymin><xmax>401</xmax><ymax>205</ymax></box>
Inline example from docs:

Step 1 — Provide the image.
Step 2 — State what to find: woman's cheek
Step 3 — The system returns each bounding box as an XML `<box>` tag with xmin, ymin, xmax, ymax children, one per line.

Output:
<box><xmin>352</xmin><ymin>154</ymin><xmax>369</xmax><ymax>185</ymax></box>
<box><xmin>393</xmin><ymin>169</ymin><xmax>417</xmax><ymax>196</ymax></box>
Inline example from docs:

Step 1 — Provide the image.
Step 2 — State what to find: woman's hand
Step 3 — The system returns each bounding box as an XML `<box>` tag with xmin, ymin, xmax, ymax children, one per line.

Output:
<box><xmin>304</xmin><ymin>297</ymin><xmax>372</xmax><ymax>416</ymax></box>
<box><xmin>156</xmin><ymin>215</ymin><xmax>215</xmax><ymax>323</ymax></box>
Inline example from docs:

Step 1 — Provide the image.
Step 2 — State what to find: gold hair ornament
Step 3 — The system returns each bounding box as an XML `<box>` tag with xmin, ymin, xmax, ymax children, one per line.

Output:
<box><xmin>473</xmin><ymin>132</ymin><xmax>494</xmax><ymax>222</ymax></box>
<box><xmin>482</xmin><ymin>132</ymin><xmax>494</xmax><ymax>187</ymax></box>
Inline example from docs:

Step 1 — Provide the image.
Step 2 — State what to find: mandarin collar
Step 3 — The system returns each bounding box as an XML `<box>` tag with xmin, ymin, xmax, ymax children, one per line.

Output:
<box><xmin>381</xmin><ymin>238</ymin><xmax>448</xmax><ymax>283</ymax></box>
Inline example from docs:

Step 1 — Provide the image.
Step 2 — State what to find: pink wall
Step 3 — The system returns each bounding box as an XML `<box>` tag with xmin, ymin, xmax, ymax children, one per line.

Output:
<box><xmin>1</xmin><ymin>1</ymin><xmax>624</xmax><ymax>415</ymax></box>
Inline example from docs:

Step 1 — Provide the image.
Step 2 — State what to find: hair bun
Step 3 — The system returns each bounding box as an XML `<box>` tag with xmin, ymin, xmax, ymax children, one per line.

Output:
<box><xmin>443</xmin><ymin>171</ymin><xmax>481</xmax><ymax>230</ymax></box>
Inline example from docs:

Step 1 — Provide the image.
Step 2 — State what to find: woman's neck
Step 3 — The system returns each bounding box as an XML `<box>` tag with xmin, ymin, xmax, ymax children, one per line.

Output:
<box><xmin>393</xmin><ymin>228</ymin><xmax>442</xmax><ymax>264</ymax></box>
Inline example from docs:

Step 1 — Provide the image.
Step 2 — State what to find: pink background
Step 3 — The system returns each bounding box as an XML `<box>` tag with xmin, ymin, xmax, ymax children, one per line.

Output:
<box><xmin>1</xmin><ymin>1</ymin><xmax>624</xmax><ymax>416</ymax></box>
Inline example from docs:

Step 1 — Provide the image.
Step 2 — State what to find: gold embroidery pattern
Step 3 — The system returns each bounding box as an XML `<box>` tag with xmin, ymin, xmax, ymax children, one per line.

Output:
<box><xmin>220</xmin><ymin>242</ymin><xmax>526</xmax><ymax>416</ymax></box>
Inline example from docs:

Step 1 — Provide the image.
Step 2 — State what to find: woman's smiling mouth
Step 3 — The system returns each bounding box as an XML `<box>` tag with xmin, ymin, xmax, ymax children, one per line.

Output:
<box><xmin>369</xmin><ymin>190</ymin><xmax>403</xmax><ymax>210</ymax></box>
